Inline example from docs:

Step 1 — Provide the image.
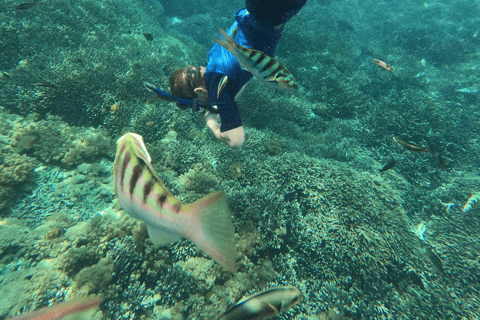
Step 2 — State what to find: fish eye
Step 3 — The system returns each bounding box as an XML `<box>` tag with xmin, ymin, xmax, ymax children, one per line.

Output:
<box><xmin>288</xmin><ymin>81</ymin><xmax>293</xmax><ymax>86</ymax></box>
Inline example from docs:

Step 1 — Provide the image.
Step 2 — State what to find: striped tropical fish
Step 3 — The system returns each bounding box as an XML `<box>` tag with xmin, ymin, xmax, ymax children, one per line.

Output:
<box><xmin>113</xmin><ymin>133</ymin><xmax>236</xmax><ymax>272</ymax></box>
<box><xmin>213</xmin><ymin>29</ymin><xmax>298</xmax><ymax>92</ymax></box>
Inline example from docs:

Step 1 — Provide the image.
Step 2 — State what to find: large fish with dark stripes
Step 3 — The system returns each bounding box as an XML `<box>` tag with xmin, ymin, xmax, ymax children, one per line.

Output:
<box><xmin>213</xmin><ymin>28</ymin><xmax>299</xmax><ymax>92</ymax></box>
<box><xmin>113</xmin><ymin>132</ymin><xmax>236</xmax><ymax>272</ymax></box>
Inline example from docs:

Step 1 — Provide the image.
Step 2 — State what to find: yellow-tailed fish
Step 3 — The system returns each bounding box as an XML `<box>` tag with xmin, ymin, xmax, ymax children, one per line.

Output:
<box><xmin>113</xmin><ymin>133</ymin><xmax>236</xmax><ymax>272</ymax></box>
<box><xmin>217</xmin><ymin>286</ymin><xmax>302</xmax><ymax>320</ymax></box>
<box><xmin>213</xmin><ymin>29</ymin><xmax>298</xmax><ymax>92</ymax></box>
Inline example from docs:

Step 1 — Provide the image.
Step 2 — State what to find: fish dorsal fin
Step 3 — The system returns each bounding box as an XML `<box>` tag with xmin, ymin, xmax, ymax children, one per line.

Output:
<box><xmin>236</xmin><ymin>288</ymin><xmax>272</xmax><ymax>304</ymax></box>
<box><xmin>236</xmin><ymin>295</ymin><xmax>250</xmax><ymax>304</ymax></box>
<box><xmin>125</xmin><ymin>132</ymin><xmax>151</xmax><ymax>163</ymax></box>
<box><xmin>125</xmin><ymin>133</ymin><xmax>164</xmax><ymax>183</ymax></box>
<box><xmin>146</xmin><ymin>224</ymin><xmax>182</xmax><ymax>247</ymax></box>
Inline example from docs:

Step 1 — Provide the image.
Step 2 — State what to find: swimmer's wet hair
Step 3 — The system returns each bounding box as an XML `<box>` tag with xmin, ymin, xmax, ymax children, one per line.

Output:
<box><xmin>169</xmin><ymin>66</ymin><xmax>206</xmax><ymax>110</ymax></box>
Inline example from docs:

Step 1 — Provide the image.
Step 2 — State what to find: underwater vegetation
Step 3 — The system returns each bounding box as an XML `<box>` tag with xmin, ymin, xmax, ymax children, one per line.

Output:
<box><xmin>0</xmin><ymin>0</ymin><xmax>480</xmax><ymax>319</ymax></box>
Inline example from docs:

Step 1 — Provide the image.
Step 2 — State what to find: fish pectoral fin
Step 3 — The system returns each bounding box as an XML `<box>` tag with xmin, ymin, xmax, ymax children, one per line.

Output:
<box><xmin>268</xmin><ymin>76</ymin><xmax>277</xmax><ymax>82</ymax></box>
<box><xmin>146</xmin><ymin>225</ymin><xmax>182</xmax><ymax>247</ymax></box>
<box><xmin>265</xmin><ymin>302</ymin><xmax>280</xmax><ymax>313</ymax></box>
<box><xmin>230</xmin><ymin>26</ymin><xmax>239</xmax><ymax>40</ymax></box>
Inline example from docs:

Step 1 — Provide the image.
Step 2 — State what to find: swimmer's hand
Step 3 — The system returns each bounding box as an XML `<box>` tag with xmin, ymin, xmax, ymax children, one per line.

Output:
<box><xmin>205</xmin><ymin>110</ymin><xmax>220</xmax><ymax>124</ymax></box>
<box><xmin>144</xmin><ymin>82</ymin><xmax>156</xmax><ymax>92</ymax></box>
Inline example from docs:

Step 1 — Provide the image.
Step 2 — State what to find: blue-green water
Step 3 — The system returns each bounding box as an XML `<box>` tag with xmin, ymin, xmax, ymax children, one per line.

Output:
<box><xmin>1</xmin><ymin>0</ymin><xmax>479</xmax><ymax>319</ymax></box>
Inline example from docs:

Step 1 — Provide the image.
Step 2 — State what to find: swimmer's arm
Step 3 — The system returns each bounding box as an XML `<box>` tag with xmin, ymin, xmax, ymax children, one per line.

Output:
<box><xmin>205</xmin><ymin>111</ymin><xmax>244</xmax><ymax>149</ymax></box>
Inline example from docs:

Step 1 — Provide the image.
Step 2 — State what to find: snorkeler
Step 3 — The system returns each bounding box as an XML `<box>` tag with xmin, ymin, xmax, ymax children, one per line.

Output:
<box><xmin>146</xmin><ymin>0</ymin><xmax>307</xmax><ymax>149</ymax></box>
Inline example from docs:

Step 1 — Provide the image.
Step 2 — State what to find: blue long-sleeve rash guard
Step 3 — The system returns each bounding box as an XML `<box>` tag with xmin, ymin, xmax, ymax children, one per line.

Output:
<box><xmin>204</xmin><ymin>7</ymin><xmax>283</xmax><ymax>132</ymax></box>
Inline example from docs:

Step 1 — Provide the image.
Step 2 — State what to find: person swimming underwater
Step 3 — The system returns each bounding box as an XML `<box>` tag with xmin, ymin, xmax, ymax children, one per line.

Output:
<box><xmin>146</xmin><ymin>0</ymin><xmax>307</xmax><ymax>149</ymax></box>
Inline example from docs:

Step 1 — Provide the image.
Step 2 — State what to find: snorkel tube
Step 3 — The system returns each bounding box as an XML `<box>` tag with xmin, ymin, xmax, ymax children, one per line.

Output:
<box><xmin>144</xmin><ymin>82</ymin><xmax>218</xmax><ymax>113</ymax></box>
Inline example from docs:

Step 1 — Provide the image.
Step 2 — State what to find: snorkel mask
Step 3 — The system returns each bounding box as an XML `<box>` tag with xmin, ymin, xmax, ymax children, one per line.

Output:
<box><xmin>144</xmin><ymin>67</ymin><xmax>218</xmax><ymax>113</ymax></box>
<box><xmin>143</xmin><ymin>82</ymin><xmax>206</xmax><ymax>112</ymax></box>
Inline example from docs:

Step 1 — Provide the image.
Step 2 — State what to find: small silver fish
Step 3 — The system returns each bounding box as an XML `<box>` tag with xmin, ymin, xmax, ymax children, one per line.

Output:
<box><xmin>113</xmin><ymin>133</ymin><xmax>236</xmax><ymax>272</ymax></box>
<box><xmin>217</xmin><ymin>286</ymin><xmax>302</xmax><ymax>320</ymax></box>
<box><xmin>456</xmin><ymin>88</ymin><xmax>478</xmax><ymax>93</ymax></box>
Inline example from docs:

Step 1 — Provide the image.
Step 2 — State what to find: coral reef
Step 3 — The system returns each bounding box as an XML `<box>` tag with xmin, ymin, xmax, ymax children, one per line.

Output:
<box><xmin>1</xmin><ymin>0</ymin><xmax>480</xmax><ymax>319</ymax></box>
<box><xmin>0</xmin><ymin>151</ymin><xmax>37</xmax><ymax>211</ymax></box>
<box><xmin>266</xmin><ymin>137</ymin><xmax>282</xmax><ymax>155</ymax></box>
<box><xmin>9</xmin><ymin>114</ymin><xmax>113</xmax><ymax>165</ymax></box>
<box><xmin>178</xmin><ymin>162</ymin><xmax>221</xmax><ymax>195</ymax></box>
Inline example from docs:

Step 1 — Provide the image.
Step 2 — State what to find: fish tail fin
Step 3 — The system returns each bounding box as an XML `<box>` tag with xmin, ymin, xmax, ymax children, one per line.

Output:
<box><xmin>213</xmin><ymin>28</ymin><xmax>237</xmax><ymax>53</ymax></box>
<box><xmin>184</xmin><ymin>191</ymin><xmax>236</xmax><ymax>272</ymax></box>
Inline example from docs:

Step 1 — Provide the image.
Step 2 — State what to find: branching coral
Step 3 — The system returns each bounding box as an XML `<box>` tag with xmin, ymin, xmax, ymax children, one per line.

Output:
<box><xmin>156</xmin><ymin>263</ymin><xmax>198</xmax><ymax>305</ymax></box>
<box><xmin>244</xmin><ymin>152</ymin><xmax>426</xmax><ymax>317</ymax></box>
